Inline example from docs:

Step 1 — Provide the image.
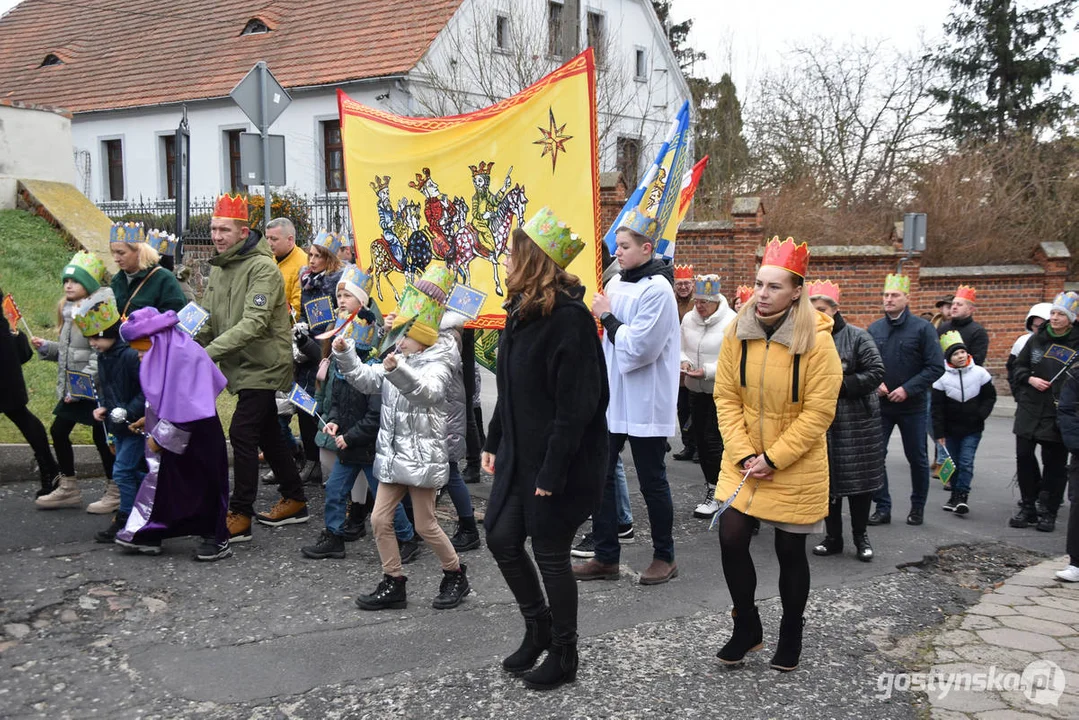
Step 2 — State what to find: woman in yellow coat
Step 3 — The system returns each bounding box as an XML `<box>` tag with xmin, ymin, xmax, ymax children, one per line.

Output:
<box><xmin>712</xmin><ymin>238</ymin><xmax>842</xmax><ymax>672</ymax></box>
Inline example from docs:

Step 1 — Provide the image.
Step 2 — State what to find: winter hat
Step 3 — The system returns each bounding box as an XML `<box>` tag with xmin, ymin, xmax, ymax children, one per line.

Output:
<box><xmin>1026</xmin><ymin>302</ymin><xmax>1052</xmax><ymax>331</ymax></box>
<box><xmin>940</xmin><ymin>330</ymin><xmax>967</xmax><ymax>361</ymax></box>
<box><xmin>74</xmin><ymin>287</ymin><xmax>120</xmax><ymax>338</ymax></box>
<box><xmin>393</xmin><ymin>264</ymin><xmax>455</xmax><ymax>346</ymax></box>
<box><xmin>1051</xmin><ymin>292</ymin><xmax>1079</xmax><ymax>324</ymax></box>
<box><xmin>62</xmin><ymin>251</ymin><xmax>106</xmax><ymax>294</ymax></box>
<box><xmin>337</xmin><ymin>264</ymin><xmax>373</xmax><ymax>307</ymax></box>
<box><xmin>694</xmin><ymin>274</ymin><xmax>722</xmax><ymax>302</ymax></box>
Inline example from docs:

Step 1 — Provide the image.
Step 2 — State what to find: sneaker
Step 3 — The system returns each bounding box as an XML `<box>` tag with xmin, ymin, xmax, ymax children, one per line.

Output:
<box><xmin>942</xmin><ymin>491</ymin><xmax>958</xmax><ymax>512</ymax></box>
<box><xmin>254</xmin><ymin>498</ymin><xmax>309</xmax><ymax>527</ymax></box>
<box><xmin>301</xmin><ymin>530</ymin><xmax>346</xmax><ymax>559</ymax></box>
<box><xmin>953</xmin><ymin>492</ymin><xmax>969</xmax><ymax>516</ymax></box>
<box><xmin>570</xmin><ymin>533</ymin><xmax>595</xmax><ymax>558</ymax></box>
<box><xmin>432</xmin><ymin>564</ymin><xmax>470</xmax><ymax>609</ymax></box>
<box><xmin>94</xmin><ymin>513</ymin><xmax>128</xmax><ymax>544</ymax></box>
<box><xmin>1055</xmin><ymin>565</ymin><xmax>1079</xmax><ymax>582</ymax></box>
<box><xmin>114</xmin><ymin>536</ymin><xmax>162</xmax><ymax>555</ymax></box>
<box><xmin>694</xmin><ymin>487</ymin><xmax>720</xmax><ymax>519</ymax></box>
<box><xmin>195</xmin><ymin>537</ymin><xmax>233</xmax><ymax>562</ymax></box>
<box><xmin>226</xmin><ymin>512</ymin><xmax>252</xmax><ymax>543</ymax></box>
<box><xmin>260</xmin><ymin>467</ymin><xmax>279</xmax><ymax>485</ymax></box>
<box><xmin>399</xmin><ymin>537</ymin><xmax>421</xmax><ymax>564</ymax></box>
<box><xmin>617</xmin><ymin>523</ymin><xmax>635</xmax><ymax>543</ymax></box>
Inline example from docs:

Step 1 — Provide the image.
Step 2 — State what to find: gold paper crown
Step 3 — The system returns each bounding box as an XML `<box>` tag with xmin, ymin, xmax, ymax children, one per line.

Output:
<box><xmin>884</xmin><ymin>274</ymin><xmax>911</xmax><ymax>294</ymax></box>
<box><xmin>940</xmin><ymin>330</ymin><xmax>965</xmax><ymax>354</ymax></box>
<box><xmin>522</xmin><ymin>207</ymin><xmax>585</xmax><ymax>269</ymax></box>
<box><xmin>110</xmin><ymin>222</ymin><xmax>146</xmax><ymax>244</ymax></box>
<box><xmin>694</xmin><ymin>274</ymin><xmax>721</xmax><ymax>300</ymax></box>
<box><xmin>73</xmin><ymin>288</ymin><xmax>120</xmax><ymax>338</ymax></box>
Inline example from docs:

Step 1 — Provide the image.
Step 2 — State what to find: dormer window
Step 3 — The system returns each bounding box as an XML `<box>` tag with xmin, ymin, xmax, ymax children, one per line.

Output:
<box><xmin>39</xmin><ymin>53</ymin><xmax>62</xmax><ymax>67</ymax></box>
<box><xmin>241</xmin><ymin>18</ymin><xmax>270</xmax><ymax>36</ymax></box>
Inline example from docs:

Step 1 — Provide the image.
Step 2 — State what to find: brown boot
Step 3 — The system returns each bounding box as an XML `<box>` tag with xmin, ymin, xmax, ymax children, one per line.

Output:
<box><xmin>639</xmin><ymin>559</ymin><xmax>678</xmax><ymax>585</ymax></box>
<box><xmin>572</xmin><ymin>559</ymin><xmax>620</xmax><ymax>581</ymax></box>
<box><xmin>86</xmin><ymin>480</ymin><xmax>121</xmax><ymax>514</ymax></box>
<box><xmin>35</xmin><ymin>475</ymin><xmax>82</xmax><ymax>510</ymax></box>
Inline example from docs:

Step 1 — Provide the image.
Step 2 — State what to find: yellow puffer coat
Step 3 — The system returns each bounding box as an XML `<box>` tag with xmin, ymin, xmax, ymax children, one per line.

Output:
<box><xmin>713</xmin><ymin>308</ymin><xmax>842</xmax><ymax>524</ymax></box>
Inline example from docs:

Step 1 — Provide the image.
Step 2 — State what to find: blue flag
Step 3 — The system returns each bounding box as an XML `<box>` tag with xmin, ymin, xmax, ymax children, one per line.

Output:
<box><xmin>177</xmin><ymin>301</ymin><xmax>210</xmax><ymax>337</ymax></box>
<box><xmin>446</xmin><ymin>284</ymin><xmax>488</xmax><ymax>321</ymax></box>
<box><xmin>287</xmin><ymin>383</ymin><xmax>318</xmax><ymax>416</ymax></box>
<box><xmin>1046</xmin><ymin>344</ymin><xmax>1076</xmax><ymax>365</ymax></box>
<box><xmin>303</xmin><ymin>296</ymin><xmax>335</xmax><ymax>329</ymax></box>
<box><xmin>67</xmin><ymin>371</ymin><xmax>97</xmax><ymax>401</ymax></box>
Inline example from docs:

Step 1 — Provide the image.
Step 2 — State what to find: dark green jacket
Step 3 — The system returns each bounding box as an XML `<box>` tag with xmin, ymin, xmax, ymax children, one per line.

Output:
<box><xmin>196</xmin><ymin>233</ymin><xmax>292</xmax><ymax>393</ymax></box>
<box><xmin>111</xmin><ymin>264</ymin><xmax>187</xmax><ymax>316</ymax></box>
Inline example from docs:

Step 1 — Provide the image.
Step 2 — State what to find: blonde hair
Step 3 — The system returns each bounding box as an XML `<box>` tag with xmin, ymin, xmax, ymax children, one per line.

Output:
<box><xmin>136</xmin><ymin>243</ymin><xmax>161</xmax><ymax>271</ymax></box>
<box><xmin>736</xmin><ymin>274</ymin><xmax>818</xmax><ymax>355</ymax></box>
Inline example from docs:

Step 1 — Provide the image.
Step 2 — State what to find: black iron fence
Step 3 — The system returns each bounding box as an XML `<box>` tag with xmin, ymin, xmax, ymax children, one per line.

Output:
<box><xmin>97</xmin><ymin>193</ymin><xmax>353</xmax><ymax>245</ymax></box>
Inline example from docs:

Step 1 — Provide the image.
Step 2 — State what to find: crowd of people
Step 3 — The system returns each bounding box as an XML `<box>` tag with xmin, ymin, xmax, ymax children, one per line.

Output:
<box><xmin>3</xmin><ymin>192</ymin><xmax>1079</xmax><ymax>691</ymax></box>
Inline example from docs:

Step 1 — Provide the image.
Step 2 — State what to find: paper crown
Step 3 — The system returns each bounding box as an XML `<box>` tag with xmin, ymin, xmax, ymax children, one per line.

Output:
<box><xmin>62</xmin><ymin>251</ymin><xmax>107</xmax><ymax>293</ymax></box>
<box><xmin>806</xmin><ymin>279</ymin><xmax>841</xmax><ymax>304</ymax></box>
<box><xmin>213</xmin><ymin>193</ymin><xmax>248</xmax><ymax>221</ymax></box>
<box><xmin>939</xmin><ymin>330</ymin><xmax>965</xmax><ymax>355</ymax></box>
<box><xmin>1052</xmin><ymin>291</ymin><xmax>1079</xmax><ymax>322</ymax></box>
<box><xmin>339</xmin><ymin>233</ymin><xmax>354</xmax><ymax>248</ymax></box>
<box><xmin>147</xmin><ymin>229</ymin><xmax>178</xmax><ymax>256</ymax></box>
<box><xmin>338</xmin><ymin>264</ymin><xmax>374</xmax><ymax>304</ymax></box>
<box><xmin>954</xmin><ymin>285</ymin><xmax>976</xmax><ymax>303</ymax></box>
<box><xmin>393</xmin><ymin>264</ymin><xmax>456</xmax><ymax>346</ymax></box>
<box><xmin>694</xmin><ymin>274</ymin><xmax>721</xmax><ymax>301</ymax></box>
<box><xmin>109</xmin><ymin>222</ymin><xmax>145</xmax><ymax>245</ymax></box>
<box><xmin>674</xmin><ymin>264</ymin><xmax>694</xmax><ymax>280</ymax></box>
<box><xmin>620</xmin><ymin>208</ymin><xmax>660</xmax><ymax>242</ymax></box>
<box><xmin>313</xmin><ymin>230</ymin><xmax>342</xmax><ymax>255</ymax></box>
<box><xmin>736</xmin><ymin>285</ymin><xmax>754</xmax><ymax>305</ymax></box>
<box><xmin>760</xmin><ymin>237</ymin><xmax>810</xmax><ymax>278</ymax></box>
<box><xmin>522</xmin><ymin>207</ymin><xmax>585</xmax><ymax>269</ymax></box>
<box><xmin>884</xmin><ymin>274</ymin><xmax>911</xmax><ymax>294</ymax></box>
<box><xmin>74</xmin><ymin>288</ymin><xmax>120</xmax><ymax>338</ymax></box>
<box><xmin>469</xmin><ymin>161</ymin><xmax>494</xmax><ymax>177</ymax></box>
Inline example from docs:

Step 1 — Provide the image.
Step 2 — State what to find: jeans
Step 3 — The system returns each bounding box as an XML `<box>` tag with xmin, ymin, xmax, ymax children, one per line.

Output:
<box><xmin>229</xmin><ymin>389</ymin><xmax>305</xmax><ymax>517</ymax></box>
<box><xmin>112</xmin><ymin>434</ymin><xmax>147</xmax><ymax>516</ymax></box>
<box><xmin>593</xmin><ymin>434</ymin><xmax>674</xmax><ymax>565</ymax></box>
<box><xmin>278</xmin><ymin>415</ymin><xmax>299</xmax><ymax>456</ymax></box>
<box><xmin>926</xmin><ymin>397</ymin><xmax>940</xmax><ymax>465</ymax></box>
<box><xmin>444</xmin><ymin>461</ymin><xmax>475</xmax><ymax>519</ymax></box>
<box><xmin>324</xmin><ymin>461</ymin><xmax>372</xmax><ymax>535</ymax></box>
<box><xmin>365</xmin><ymin>473</ymin><xmax>414</xmax><ymax>541</ymax></box>
<box><xmin>874</xmin><ymin>411</ymin><xmax>930</xmax><ymax>514</ymax></box>
<box><xmin>613</xmin><ymin>457</ymin><xmax>632</xmax><ymax>526</ymax></box>
<box><xmin>944</xmin><ymin>433</ymin><xmax>981</xmax><ymax>494</ymax></box>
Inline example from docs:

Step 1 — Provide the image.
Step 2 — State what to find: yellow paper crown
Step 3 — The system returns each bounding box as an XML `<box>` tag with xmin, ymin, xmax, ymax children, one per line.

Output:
<box><xmin>884</xmin><ymin>274</ymin><xmax>910</xmax><ymax>294</ymax></box>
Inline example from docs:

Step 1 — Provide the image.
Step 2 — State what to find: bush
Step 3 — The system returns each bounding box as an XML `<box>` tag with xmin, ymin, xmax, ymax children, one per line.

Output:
<box><xmin>246</xmin><ymin>189</ymin><xmax>313</xmax><ymax>243</ymax></box>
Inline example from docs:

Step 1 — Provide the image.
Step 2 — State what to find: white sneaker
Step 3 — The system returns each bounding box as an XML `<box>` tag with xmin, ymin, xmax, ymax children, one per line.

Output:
<box><xmin>694</xmin><ymin>498</ymin><xmax>720</xmax><ymax>519</ymax></box>
<box><xmin>1055</xmin><ymin>565</ymin><xmax>1079</xmax><ymax>582</ymax></box>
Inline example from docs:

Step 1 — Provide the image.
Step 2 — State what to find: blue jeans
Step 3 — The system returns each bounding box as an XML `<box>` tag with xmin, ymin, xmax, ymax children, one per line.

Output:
<box><xmin>614</xmin><ymin>456</ymin><xmax>633</xmax><ymax>526</ymax></box>
<box><xmin>944</xmin><ymin>433</ymin><xmax>981</xmax><ymax>494</ymax></box>
<box><xmin>593</xmin><ymin>435</ymin><xmax>674</xmax><ymax>565</ymax></box>
<box><xmin>444</xmin><ymin>461</ymin><xmax>474</xmax><ymax>519</ymax></box>
<box><xmin>278</xmin><ymin>415</ymin><xmax>299</xmax><ymax>454</ymax></box>
<box><xmin>113</xmin><ymin>434</ymin><xmax>146</xmax><ymax>516</ymax></box>
<box><xmin>365</xmin><ymin>473</ymin><xmax>414</xmax><ymax>542</ymax></box>
<box><xmin>874</xmin><ymin>411</ymin><xmax>930</xmax><ymax>513</ymax></box>
<box><xmin>324</xmin><ymin>461</ymin><xmax>372</xmax><ymax>536</ymax></box>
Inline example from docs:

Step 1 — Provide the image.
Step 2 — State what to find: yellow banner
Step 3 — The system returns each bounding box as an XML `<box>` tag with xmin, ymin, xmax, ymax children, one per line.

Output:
<box><xmin>338</xmin><ymin>50</ymin><xmax>600</xmax><ymax>329</ymax></box>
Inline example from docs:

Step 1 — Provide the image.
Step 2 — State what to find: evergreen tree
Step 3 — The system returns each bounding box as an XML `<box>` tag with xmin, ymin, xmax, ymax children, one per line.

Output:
<box><xmin>695</xmin><ymin>73</ymin><xmax>750</xmax><ymax>199</ymax></box>
<box><xmin>650</xmin><ymin>0</ymin><xmax>706</xmax><ymax>74</ymax></box>
<box><xmin>930</xmin><ymin>0</ymin><xmax>1078</xmax><ymax>141</ymax></box>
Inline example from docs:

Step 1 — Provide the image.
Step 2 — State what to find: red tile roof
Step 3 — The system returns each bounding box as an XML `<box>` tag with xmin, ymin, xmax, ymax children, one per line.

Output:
<box><xmin>0</xmin><ymin>0</ymin><xmax>464</xmax><ymax>113</ymax></box>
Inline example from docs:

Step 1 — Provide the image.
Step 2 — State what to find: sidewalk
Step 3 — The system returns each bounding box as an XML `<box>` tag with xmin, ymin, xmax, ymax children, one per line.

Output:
<box><xmin>926</xmin><ymin>556</ymin><xmax>1079</xmax><ymax>719</ymax></box>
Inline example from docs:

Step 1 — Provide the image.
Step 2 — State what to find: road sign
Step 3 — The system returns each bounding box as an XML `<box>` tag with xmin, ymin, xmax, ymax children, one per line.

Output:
<box><xmin>903</xmin><ymin>213</ymin><xmax>927</xmax><ymax>253</ymax></box>
<box><xmin>240</xmin><ymin>133</ymin><xmax>285</xmax><ymax>186</ymax></box>
<box><xmin>229</xmin><ymin>63</ymin><xmax>291</xmax><ymax>130</ymax></box>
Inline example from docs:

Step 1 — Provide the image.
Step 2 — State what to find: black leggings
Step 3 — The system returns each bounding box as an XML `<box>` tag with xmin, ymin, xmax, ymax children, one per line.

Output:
<box><xmin>5</xmin><ymin>405</ymin><xmax>59</xmax><ymax>479</ymax></box>
<box><xmin>719</xmin><ymin>508</ymin><xmax>810</xmax><ymax>620</ymax></box>
<box><xmin>824</xmin><ymin>492</ymin><xmax>873</xmax><ymax>540</ymax></box>
<box><xmin>297</xmin><ymin>412</ymin><xmax>320</xmax><ymax>462</ymax></box>
<box><xmin>50</xmin><ymin>416</ymin><xmax>113</xmax><ymax>479</ymax></box>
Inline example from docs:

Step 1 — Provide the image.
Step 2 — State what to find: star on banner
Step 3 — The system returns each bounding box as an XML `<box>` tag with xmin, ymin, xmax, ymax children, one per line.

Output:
<box><xmin>533</xmin><ymin>107</ymin><xmax>573</xmax><ymax>172</ymax></box>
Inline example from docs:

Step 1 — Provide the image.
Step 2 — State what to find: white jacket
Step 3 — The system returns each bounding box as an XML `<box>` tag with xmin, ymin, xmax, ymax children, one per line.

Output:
<box><xmin>679</xmin><ymin>297</ymin><xmax>736</xmax><ymax>394</ymax></box>
<box><xmin>603</xmin><ymin>272</ymin><xmax>680</xmax><ymax>437</ymax></box>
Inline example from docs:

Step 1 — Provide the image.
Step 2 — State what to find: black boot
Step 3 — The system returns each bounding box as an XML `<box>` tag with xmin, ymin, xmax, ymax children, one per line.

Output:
<box><xmin>36</xmin><ymin>472</ymin><xmax>60</xmax><ymax>498</ymax></box>
<box><xmin>95</xmin><ymin>512</ymin><xmax>128</xmax><ymax>543</ymax></box>
<box><xmin>299</xmin><ymin>460</ymin><xmax>322</xmax><ymax>486</ymax></box>
<box><xmin>502</xmin><ymin>608</ymin><xmax>552</xmax><ymax>674</ymax></box>
<box><xmin>770</xmin><ymin>616</ymin><xmax>805</xmax><ymax>672</ymax></box>
<box><xmin>341</xmin><ymin>501</ymin><xmax>368</xmax><ymax>542</ymax></box>
<box><xmin>451</xmin><ymin>516</ymin><xmax>481</xmax><ymax>552</ymax></box>
<box><xmin>1009</xmin><ymin>501</ymin><xmax>1038</xmax><ymax>528</ymax></box>
<box><xmin>301</xmin><ymin>530</ymin><xmax>346</xmax><ymax>559</ymax></box>
<box><xmin>953</xmin><ymin>492</ymin><xmax>970</xmax><ymax>516</ymax></box>
<box><xmin>716</xmin><ymin>606</ymin><xmax>764</xmax><ymax>665</ymax></box>
<box><xmin>1037</xmin><ymin>507</ymin><xmax>1059</xmax><ymax>532</ymax></box>
<box><xmin>462</xmin><ymin>461</ymin><xmax>481</xmax><ymax>484</ymax></box>
<box><xmin>356</xmin><ymin>574</ymin><xmax>407</xmax><ymax>610</ymax></box>
<box><xmin>812</xmin><ymin>536</ymin><xmax>843</xmax><ymax>556</ymax></box>
<box><xmin>522</xmin><ymin>642</ymin><xmax>578</xmax><ymax>691</ymax></box>
<box><xmin>853</xmin><ymin>534</ymin><xmax>873</xmax><ymax>562</ymax></box>
<box><xmin>432</xmin><ymin>564</ymin><xmax>470</xmax><ymax>609</ymax></box>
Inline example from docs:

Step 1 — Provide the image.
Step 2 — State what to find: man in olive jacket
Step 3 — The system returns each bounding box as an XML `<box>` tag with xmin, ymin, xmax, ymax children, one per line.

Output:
<box><xmin>197</xmin><ymin>195</ymin><xmax>307</xmax><ymax>543</ymax></box>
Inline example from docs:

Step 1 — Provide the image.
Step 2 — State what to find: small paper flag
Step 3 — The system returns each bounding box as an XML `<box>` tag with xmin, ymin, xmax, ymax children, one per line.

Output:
<box><xmin>303</xmin><ymin>296</ymin><xmax>335</xmax><ymax>330</ymax></box>
<box><xmin>316</xmin><ymin>308</ymin><xmax>361</xmax><ymax>340</ymax></box>
<box><xmin>177</xmin><ymin>302</ymin><xmax>210</xmax><ymax>337</ymax></box>
<box><xmin>3</xmin><ymin>294</ymin><xmax>22</xmax><ymax>329</ymax></box>
<box><xmin>1046</xmin><ymin>344</ymin><xmax>1076</xmax><ymax>365</ymax></box>
<box><xmin>446</xmin><ymin>284</ymin><xmax>488</xmax><ymax>321</ymax></box>
<box><xmin>379</xmin><ymin>317</ymin><xmax>416</xmax><ymax>358</ymax></box>
<box><xmin>287</xmin><ymin>383</ymin><xmax>318</xmax><ymax>416</ymax></box>
<box><xmin>938</xmin><ymin>456</ymin><xmax>956</xmax><ymax>487</ymax></box>
<box><xmin>67</xmin><ymin>371</ymin><xmax>97</xmax><ymax>401</ymax></box>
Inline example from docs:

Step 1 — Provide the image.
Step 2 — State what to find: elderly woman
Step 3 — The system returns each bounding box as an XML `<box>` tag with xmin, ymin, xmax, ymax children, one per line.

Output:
<box><xmin>679</xmin><ymin>274</ymin><xmax>735</xmax><ymax>518</ymax></box>
<box><xmin>110</xmin><ymin>224</ymin><xmax>187</xmax><ymax>317</ymax></box>
<box><xmin>712</xmin><ymin>238</ymin><xmax>842</xmax><ymax>672</ymax></box>
<box><xmin>805</xmin><ymin>280</ymin><xmax>885</xmax><ymax>562</ymax></box>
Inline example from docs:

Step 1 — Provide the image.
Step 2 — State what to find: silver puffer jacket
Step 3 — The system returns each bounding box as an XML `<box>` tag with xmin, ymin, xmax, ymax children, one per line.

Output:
<box><xmin>334</xmin><ymin>332</ymin><xmax>459</xmax><ymax>489</ymax></box>
<box><xmin>38</xmin><ymin>299</ymin><xmax>99</xmax><ymax>400</ymax></box>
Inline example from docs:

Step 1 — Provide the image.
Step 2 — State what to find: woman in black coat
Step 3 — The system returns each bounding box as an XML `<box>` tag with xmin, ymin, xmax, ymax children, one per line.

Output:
<box><xmin>806</xmin><ymin>282</ymin><xmax>885</xmax><ymax>562</ymax></box>
<box><xmin>482</xmin><ymin>211</ymin><xmax>608</xmax><ymax>692</ymax></box>
<box><xmin>0</xmin><ymin>288</ymin><xmax>61</xmax><ymax>495</ymax></box>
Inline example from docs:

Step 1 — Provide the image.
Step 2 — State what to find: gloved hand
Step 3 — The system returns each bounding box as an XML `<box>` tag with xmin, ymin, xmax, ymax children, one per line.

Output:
<box><xmin>292</xmin><ymin>322</ymin><xmax>310</xmax><ymax>339</ymax></box>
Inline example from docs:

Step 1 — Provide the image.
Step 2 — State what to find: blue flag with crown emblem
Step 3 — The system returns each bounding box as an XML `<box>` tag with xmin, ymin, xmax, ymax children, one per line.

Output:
<box><xmin>446</xmin><ymin>284</ymin><xmax>488</xmax><ymax>321</ymax></box>
<box><xmin>67</xmin><ymin>371</ymin><xmax>97</xmax><ymax>401</ymax></box>
<box><xmin>287</xmin><ymin>383</ymin><xmax>318</xmax><ymax>416</ymax></box>
<box><xmin>303</xmin><ymin>296</ymin><xmax>335</xmax><ymax>330</ymax></box>
<box><xmin>1046</xmin><ymin>344</ymin><xmax>1076</xmax><ymax>366</ymax></box>
<box><xmin>177</xmin><ymin>302</ymin><xmax>210</xmax><ymax>337</ymax></box>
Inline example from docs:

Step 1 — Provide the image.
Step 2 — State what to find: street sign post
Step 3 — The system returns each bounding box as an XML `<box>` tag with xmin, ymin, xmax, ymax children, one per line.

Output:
<box><xmin>239</xmin><ymin>133</ymin><xmax>285</xmax><ymax>186</ymax></box>
<box><xmin>229</xmin><ymin>62</ymin><xmax>292</xmax><ymax>234</ymax></box>
<box><xmin>173</xmin><ymin>107</ymin><xmax>191</xmax><ymax>249</ymax></box>
<box><xmin>903</xmin><ymin>212</ymin><xmax>927</xmax><ymax>253</ymax></box>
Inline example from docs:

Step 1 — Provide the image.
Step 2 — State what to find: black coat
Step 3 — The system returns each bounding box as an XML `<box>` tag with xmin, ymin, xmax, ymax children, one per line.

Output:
<box><xmin>1012</xmin><ymin>324</ymin><xmax>1079</xmax><ymax>443</ymax></box>
<box><xmin>96</xmin><ymin>339</ymin><xmax>145</xmax><ymax>437</ymax></box>
<box><xmin>484</xmin><ymin>288</ymin><xmax>609</xmax><ymax>533</ymax></box>
<box><xmin>316</xmin><ymin>354</ymin><xmax>381</xmax><ymax>466</ymax></box>
<box><xmin>938</xmin><ymin>315</ymin><xmax>990</xmax><ymax>367</ymax></box>
<box><xmin>826</xmin><ymin>313</ymin><xmax>886</xmax><ymax>497</ymax></box>
<box><xmin>1056</xmin><ymin>369</ymin><xmax>1079</xmax><ymax>452</ymax></box>
<box><xmin>868</xmin><ymin>308</ymin><xmax>945</xmax><ymax>415</ymax></box>
<box><xmin>0</xmin><ymin>306</ymin><xmax>32</xmax><ymax>412</ymax></box>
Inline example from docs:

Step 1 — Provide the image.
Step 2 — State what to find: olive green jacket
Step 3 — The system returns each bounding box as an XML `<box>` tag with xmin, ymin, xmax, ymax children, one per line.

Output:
<box><xmin>196</xmin><ymin>233</ymin><xmax>292</xmax><ymax>393</ymax></box>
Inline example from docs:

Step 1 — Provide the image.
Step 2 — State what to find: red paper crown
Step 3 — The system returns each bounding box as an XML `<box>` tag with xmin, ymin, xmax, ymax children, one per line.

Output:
<box><xmin>760</xmin><ymin>236</ymin><xmax>810</xmax><ymax>278</ymax></box>
<box><xmin>736</xmin><ymin>285</ymin><xmax>754</xmax><ymax>305</ymax></box>
<box><xmin>954</xmin><ymin>285</ymin><xmax>976</xmax><ymax>303</ymax></box>
<box><xmin>674</xmin><ymin>264</ymin><xmax>694</xmax><ymax>280</ymax></box>
<box><xmin>213</xmin><ymin>193</ymin><xmax>248</xmax><ymax>221</ymax></box>
<box><xmin>806</xmin><ymin>279</ymin><xmax>841</xmax><ymax>303</ymax></box>
<box><xmin>469</xmin><ymin>161</ymin><xmax>495</xmax><ymax>177</ymax></box>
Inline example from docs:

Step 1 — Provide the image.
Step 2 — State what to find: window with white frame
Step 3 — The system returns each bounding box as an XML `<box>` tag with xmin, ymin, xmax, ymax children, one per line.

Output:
<box><xmin>547</xmin><ymin>1</ymin><xmax>564</xmax><ymax>57</ymax></box>
<box><xmin>586</xmin><ymin>11</ymin><xmax>605</xmax><ymax>65</ymax></box>
<box><xmin>103</xmin><ymin>139</ymin><xmax>124</xmax><ymax>201</ymax></box>
<box><xmin>495</xmin><ymin>13</ymin><xmax>510</xmax><ymax>51</ymax></box>
<box><xmin>634</xmin><ymin>47</ymin><xmax>648</xmax><ymax>81</ymax></box>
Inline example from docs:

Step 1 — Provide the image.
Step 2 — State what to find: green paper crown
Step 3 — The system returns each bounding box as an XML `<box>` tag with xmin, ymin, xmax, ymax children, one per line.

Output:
<box><xmin>74</xmin><ymin>288</ymin><xmax>120</xmax><ymax>337</ymax></box>
<box><xmin>523</xmin><ymin>207</ymin><xmax>585</xmax><ymax>269</ymax></box>
<box><xmin>393</xmin><ymin>264</ymin><xmax>456</xmax><ymax>345</ymax></box>
<box><xmin>884</xmin><ymin>273</ymin><xmax>910</xmax><ymax>294</ymax></box>
<box><xmin>939</xmin><ymin>330</ymin><xmax>964</xmax><ymax>354</ymax></box>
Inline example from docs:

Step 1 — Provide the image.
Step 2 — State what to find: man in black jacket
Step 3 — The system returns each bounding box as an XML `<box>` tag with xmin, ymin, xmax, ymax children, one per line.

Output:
<box><xmin>937</xmin><ymin>285</ymin><xmax>990</xmax><ymax>366</ymax></box>
<box><xmin>867</xmin><ymin>274</ymin><xmax>946</xmax><ymax>527</ymax></box>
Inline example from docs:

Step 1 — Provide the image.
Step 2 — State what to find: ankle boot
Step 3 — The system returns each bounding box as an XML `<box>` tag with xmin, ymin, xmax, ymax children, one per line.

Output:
<box><xmin>36</xmin><ymin>472</ymin><xmax>60</xmax><ymax>498</ymax></box>
<box><xmin>716</xmin><ymin>606</ymin><xmax>764</xmax><ymax>665</ymax></box>
<box><xmin>521</xmin><ymin>641</ymin><xmax>578</xmax><ymax>691</ymax></box>
<box><xmin>95</xmin><ymin>512</ymin><xmax>129</xmax><ymax>543</ymax></box>
<box><xmin>35</xmin><ymin>475</ymin><xmax>82</xmax><ymax>510</ymax></box>
<box><xmin>86</xmin><ymin>480</ymin><xmax>121</xmax><ymax>514</ymax></box>
<box><xmin>770</xmin><ymin>616</ymin><xmax>805</xmax><ymax>672</ymax></box>
<box><xmin>355</xmin><ymin>574</ymin><xmax>407</xmax><ymax>610</ymax></box>
<box><xmin>1009</xmin><ymin>501</ymin><xmax>1037</xmax><ymax>528</ymax></box>
<box><xmin>503</xmin><ymin>608</ymin><xmax>552</xmax><ymax>674</ymax></box>
<box><xmin>451</xmin><ymin>516</ymin><xmax>481</xmax><ymax>552</ymax></box>
<box><xmin>300</xmin><ymin>460</ymin><xmax>322</xmax><ymax>486</ymax></box>
<box><xmin>1036</xmin><ymin>508</ymin><xmax>1058</xmax><ymax>532</ymax></box>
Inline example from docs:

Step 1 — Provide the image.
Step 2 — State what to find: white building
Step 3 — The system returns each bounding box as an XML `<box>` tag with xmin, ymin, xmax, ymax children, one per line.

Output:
<box><xmin>0</xmin><ymin>0</ymin><xmax>690</xmax><ymax>208</ymax></box>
